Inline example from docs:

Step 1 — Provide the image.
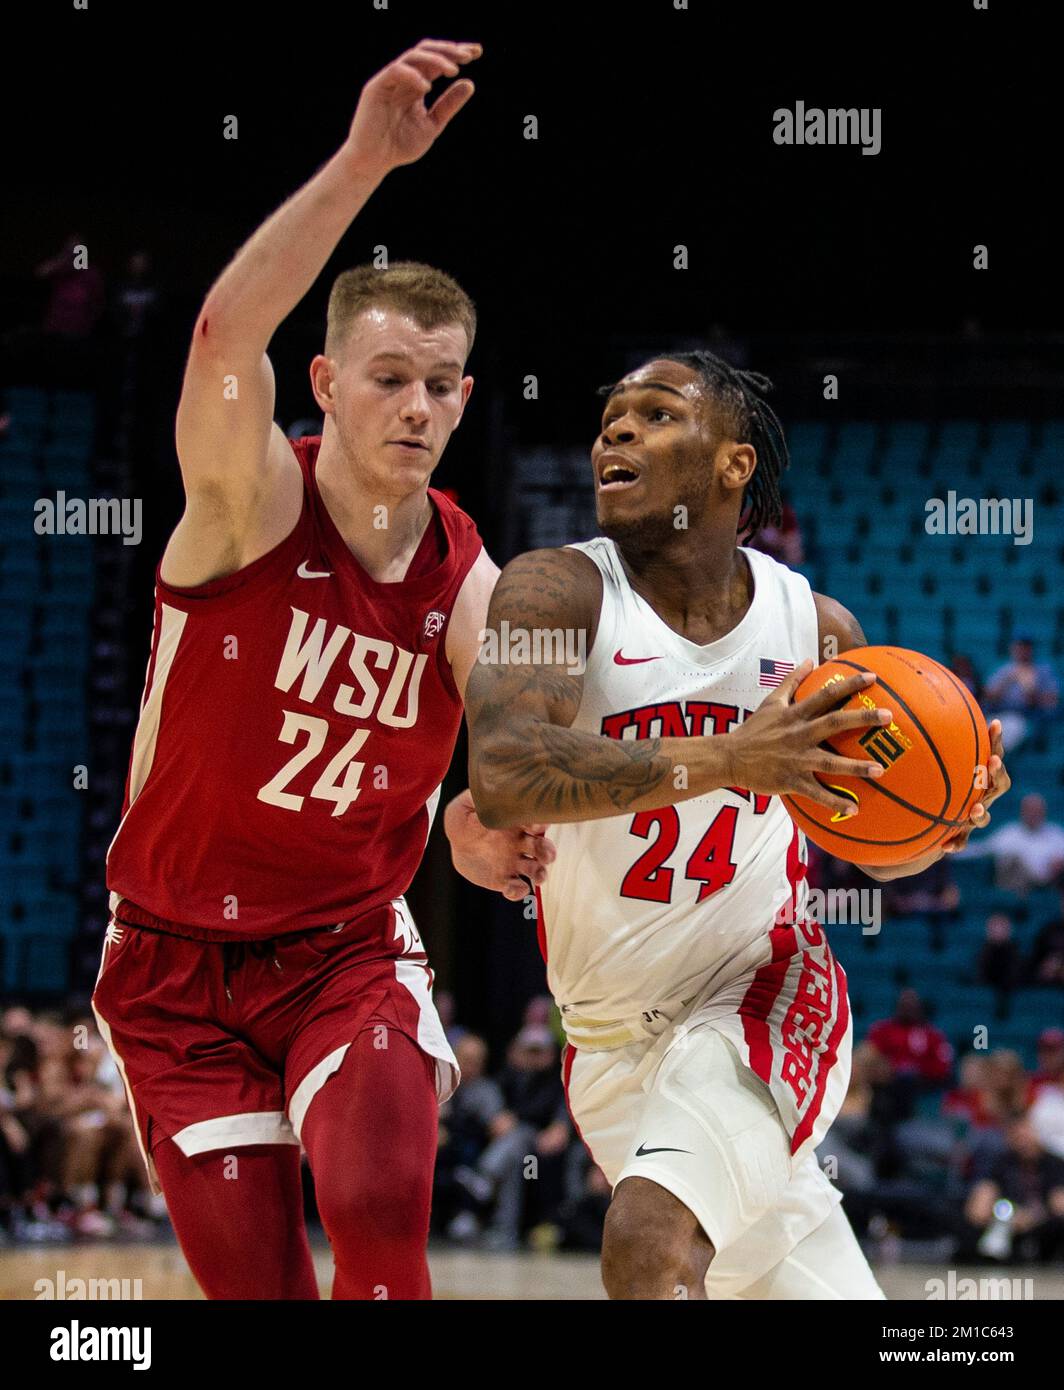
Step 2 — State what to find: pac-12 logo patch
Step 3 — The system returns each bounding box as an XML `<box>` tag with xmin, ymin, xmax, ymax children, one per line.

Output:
<box><xmin>423</xmin><ymin>610</ymin><xmax>446</xmax><ymax>639</ymax></box>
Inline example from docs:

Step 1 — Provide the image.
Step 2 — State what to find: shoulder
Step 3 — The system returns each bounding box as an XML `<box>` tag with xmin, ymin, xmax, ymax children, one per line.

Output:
<box><xmin>810</xmin><ymin>589</ymin><xmax>867</xmax><ymax>655</ymax></box>
<box><xmin>445</xmin><ymin>549</ymin><xmax>499</xmax><ymax>698</ymax></box>
<box><xmin>284</xmin><ymin>434</ymin><xmax>318</xmax><ymax>482</ymax></box>
<box><xmin>492</xmin><ymin>547</ymin><xmax>603</xmax><ymax>621</ymax></box>
<box><xmin>428</xmin><ymin>486</ymin><xmax>482</xmax><ymax>542</ymax></box>
<box><xmin>450</xmin><ymin>547</ymin><xmax>500</xmax><ymax>623</ymax></box>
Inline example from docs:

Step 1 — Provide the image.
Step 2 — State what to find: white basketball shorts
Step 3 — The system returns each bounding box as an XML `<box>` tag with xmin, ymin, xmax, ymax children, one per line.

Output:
<box><xmin>564</xmin><ymin>1021</ymin><xmax>885</xmax><ymax>1299</ymax></box>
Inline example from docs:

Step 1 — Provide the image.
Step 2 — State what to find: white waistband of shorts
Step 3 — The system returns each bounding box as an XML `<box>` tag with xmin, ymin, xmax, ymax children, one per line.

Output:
<box><xmin>561</xmin><ymin>1001</ymin><xmax>692</xmax><ymax>1052</ymax></box>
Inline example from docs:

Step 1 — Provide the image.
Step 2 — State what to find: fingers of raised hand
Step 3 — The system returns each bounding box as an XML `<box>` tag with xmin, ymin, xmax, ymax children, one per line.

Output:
<box><xmin>808</xmin><ymin>707</ymin><xmax>891</xmax><ymax>746</ymax></box>
<box><xmin>520</xmin><ymin>833</ymin><xmax>556</xmax><ymax>865</ymax></box>
<box><xmin>799</xmin><ymin>669</ymin><xmax>877</xmax><ymax>718</ymax></box>
<box><xmin>816</xmin><ymin>752</ymin><xmax>885</xmax><ymax>781</ymax></box>
<box><xmin>402</xmin><ymin>48</ymin><xmax>462</xmax><ymax>82</ymax></box>
<box><xmin>798</xmin><ymin>777</ymin><xmax>860</xmax><ymax>818</ymax></box>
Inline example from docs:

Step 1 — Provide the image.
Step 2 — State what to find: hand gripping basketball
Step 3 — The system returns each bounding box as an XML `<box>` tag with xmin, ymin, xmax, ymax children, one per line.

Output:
<box><xmin>722</xmin><ymin>658</ymin><xmax>890</xmax><ymax>817</ymax></box>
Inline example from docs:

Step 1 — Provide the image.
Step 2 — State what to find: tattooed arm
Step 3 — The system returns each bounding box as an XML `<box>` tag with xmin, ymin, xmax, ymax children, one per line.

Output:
<box><xmin>465</xmin><ymin>549</ymin><xmax>889</xmax><ymax>830</ymax></box>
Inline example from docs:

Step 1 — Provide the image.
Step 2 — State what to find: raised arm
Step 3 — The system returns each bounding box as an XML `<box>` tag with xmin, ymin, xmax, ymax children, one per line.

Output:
<box><xmin>465</xmin><ymin>550</ymin><xmax>889</xmax><ymax>830</ymax></box>
<box><xmin>163</xmin><ymin>38</ymin><xmax>482</xmax><ymax>588</ymax></box>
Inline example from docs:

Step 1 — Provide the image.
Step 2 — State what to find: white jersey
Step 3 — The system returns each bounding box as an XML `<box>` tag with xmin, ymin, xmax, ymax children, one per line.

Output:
<box><xmin>540</xmin><ymin>537</ymin><xmax>853</xmax><ymax>1167</ymax></box>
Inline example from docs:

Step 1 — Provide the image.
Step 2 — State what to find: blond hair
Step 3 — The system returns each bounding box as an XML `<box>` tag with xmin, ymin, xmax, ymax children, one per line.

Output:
<box><xmin>325</xmin><ymin>260</ymin><xmax>476</xmax><ymax>359</ymax></box>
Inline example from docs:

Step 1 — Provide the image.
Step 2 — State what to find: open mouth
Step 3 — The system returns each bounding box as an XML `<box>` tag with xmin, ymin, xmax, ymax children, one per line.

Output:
<box><xmin>598</xmin><ymin>456</ymin><xmax>642</xmax><ymax>490</ymax></box>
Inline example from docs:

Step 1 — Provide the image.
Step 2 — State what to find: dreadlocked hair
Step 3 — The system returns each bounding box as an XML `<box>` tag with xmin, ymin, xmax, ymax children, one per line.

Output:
<box><xmin>602</xmin><ymin>349</ymin><xmax>790</xmax><ymax>540</ymax></box>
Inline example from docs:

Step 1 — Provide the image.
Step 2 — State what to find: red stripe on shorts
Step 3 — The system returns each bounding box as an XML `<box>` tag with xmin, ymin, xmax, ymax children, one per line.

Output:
<box><xmin>742</xmin><ymin>824</ymin><xmax>809</xmax><ymax>1082</ymax></box>
<box><xmin>789</xmin><ymin>954</ymin><xmax>850</xmax><ymax>1155</ymax></box>
<box><xmin>561</xmin><ymin>1042</ymin><xmax>592</xmax><ymax>1159</ymax></box>
<box><xmin>740</xmin><ymin>956</ymin><xmax>793</xmax><ymax>1086</ymax></box>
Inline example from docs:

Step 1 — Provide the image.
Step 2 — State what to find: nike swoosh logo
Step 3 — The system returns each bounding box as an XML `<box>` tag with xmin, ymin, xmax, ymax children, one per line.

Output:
<box><xmin>297</xmin><ymin>561</ymin><xmax>333</xmax><ymax>579</ymax></box>
<box><xmin>614</xmin><ymin>651</ymin><xmax>661</xmax><ymax>666</ymax></box>
<box><xmin>634</xmin><ymin>1143</ymin><xmax>692</xmax><ymax>1157</ymax></box>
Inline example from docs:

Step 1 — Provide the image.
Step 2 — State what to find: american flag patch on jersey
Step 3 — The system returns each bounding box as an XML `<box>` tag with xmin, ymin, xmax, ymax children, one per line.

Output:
<box><xmin>759</xmin><ymin>658</ymin><xmax>795</xmax><ymax>687</ymax></box>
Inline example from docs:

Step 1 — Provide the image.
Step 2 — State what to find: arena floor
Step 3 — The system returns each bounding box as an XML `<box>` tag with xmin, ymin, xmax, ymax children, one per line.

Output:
<box><xmin>3</xmin><ymin>1241</ymin><xmax>1062</xmax><ymax>1300</ymax></box>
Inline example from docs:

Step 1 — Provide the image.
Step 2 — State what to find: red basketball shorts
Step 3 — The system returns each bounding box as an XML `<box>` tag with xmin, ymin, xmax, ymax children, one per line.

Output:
<box><xmin>90</xmin><ymin>898</ymin><xmax>458</xmax><ymax>1193</ymax></box>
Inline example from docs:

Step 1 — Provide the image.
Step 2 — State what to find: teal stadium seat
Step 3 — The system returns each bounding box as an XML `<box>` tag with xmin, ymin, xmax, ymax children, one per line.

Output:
<box><xmin>786</xmin><ymin>417</ymin><xmax>1064</xmax><ymax>1068</ymax></box>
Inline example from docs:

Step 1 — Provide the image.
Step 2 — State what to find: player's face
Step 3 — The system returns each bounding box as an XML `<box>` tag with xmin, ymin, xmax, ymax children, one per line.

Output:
<box><xmin>316</xmin><ymin>308</ymin><xmax>473</xmax><ymax>496</ymax></box>
<box><xmin>591</xmin><ymin>359</ymin><xmax>723</xmax><ymax>545</ymax></box>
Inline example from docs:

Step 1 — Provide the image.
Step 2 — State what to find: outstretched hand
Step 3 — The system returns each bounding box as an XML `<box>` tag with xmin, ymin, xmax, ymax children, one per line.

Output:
<box><xmin>444</xmin><ymin>789</ymin><xmax>556</xmax><ymax>902</ymax></box>
<box><xmin>940</xmin><ymin>719</ymin><xmax>1012</xmax><ymax>853</ymax></box>
<box><xmin>724</xmin><ymin>658</ymin><xmax>891</xmax><ymax>817</ymax></box>
<box><xmin>345</xmin><ymin>39</ymin><xmax>482</xmax><ymax>178</ymax></box>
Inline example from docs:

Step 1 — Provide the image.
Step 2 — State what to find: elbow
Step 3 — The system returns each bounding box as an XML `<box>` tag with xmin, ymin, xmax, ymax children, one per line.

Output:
<box><xmin>193</xmin><ymin>297</ymin><xmax>270</xmax><ymax>358</ymax></box>
<box><xmin>468</xmin><ymin>777</ymin><xmax>516</xmax><ymax>832</ymax></box>
<box><xmin>468</xmin><ymin>741</ymin><xmax>528</xmax><ymax>831</ymax></box>
<box><xmin>472</xmin><ymin>801</ymin><xmax>513</xmax><ymax>832</ymax></box>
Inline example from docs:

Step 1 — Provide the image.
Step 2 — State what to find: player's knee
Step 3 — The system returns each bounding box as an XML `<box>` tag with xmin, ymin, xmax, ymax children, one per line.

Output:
<box><xmin>315</xmin><ymin>1161</ymin><xmax>430</xmax><ymax>1249</ymax></box>
<box><xmin>601</xmin><ymin>1178</ymin><xmax>713</xmax><ymax>1299</ymax></box>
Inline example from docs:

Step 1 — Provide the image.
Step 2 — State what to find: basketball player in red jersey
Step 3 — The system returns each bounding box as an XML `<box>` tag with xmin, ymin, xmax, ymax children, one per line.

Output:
<box><xmin>93</xmin><ymin>39</ymin><xmax>552</xmax><ymax>1300</ymax></box>
<box><xmin>466</xmin><ymin>352</ymin><xmax>1011</xmax><ymax>1298</ymax></box>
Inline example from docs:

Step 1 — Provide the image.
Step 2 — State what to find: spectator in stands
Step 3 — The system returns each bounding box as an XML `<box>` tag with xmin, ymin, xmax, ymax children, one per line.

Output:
<box><xmin>0</xmin><ymin>1008</ymin><xmax>154</xmax><ymax>1241</ymax></box>
<box><xmin>479</xmin><ymin>1025</ymin><xmax>570</xmax><ymax>1251</ymax></box>
<box><xmin>819</xmin><ymin>852</ymin><xmax>869</xmax><ymax>899</ymax></box>
<box><xmin>943</xmin><ymin>1053</ymin><xmax>1005</xmax><ymax>1132</ymax></box>
<box><xmin>434</xmin><ymin>1032</ymin><xmax>505</xmax><ymax>1241</ymax></box>
<box><xmin>976</xmin><ymin>914</ymin><xmax>1023</xmax><ymax>995</ymax></box>
<box><xmin>1027</xmin><ymin>1032</ymin><xmax>1064</xmax><ymax>1161</ymax></box>
<box><xmin>943</xmin><ymin>1051</ymin><xmax>1023</xmax><ymax>1179</ymax></box>
<box><xmin>521</xmin><ymin>992</ymin><xmax>563</xmax><ymax>1044</ymax></box>
<box><xmin>961</xmin><ymin>793</ymin><xmax>1064</xmax><ymax>895</ymax></box>
<box><xmin>749</xmin><ymin>498</ymin><xmax>804</xmax><ymax>567</ymax></box>
<box><xmin>963</xmin><ymin>1117</ymin><xmax>1064</xmax><ymax>1262</ymax></box>
<box><xmin>433</xmin><ymin>990</ymin><xmax>466</xmax><ymax>1048</ymax></box>
<box><xmin>113</xmin><ymin>250</ymin><xmax>158</xmax><ymax>341</ymax></box>
<box><xmin>827</xmin><ymin>1043</ymin><xmax>959</xmax><ymax>1250</ymax></box>
<box><xmin>1028</xmin><ymin>1029</ymin><xmax>1064</xmax><ymax>1104</ymax></box>
<box><xmin>558</xmin><ymin>1157</ymin><xmax>611</xmax><ymax>1252</ymax></box>
<box><xmin>822</xmin><ymin>1042</ymin><xmax>907</xmax><ymax>1196</ymax></box>
<box><xmin>35</xmin><ymin>233</ymin><xmax>106</xmax><ymax>341</ymax></box>
<box><xmin>867</xmin><ymin>989</ymin><xmax>954</xmax><ymax>1112</ymax></box>
<box><xmin>1029</xmin><ymin>1086</ymin><xmax>1064</xmax><ymax>1163</ymax></box>
<box><xmin>983</xmin><ymin>637</ymin><xmax>1059</xmax><ymax>752</ymax></box>
<box><xmin>0</xmin><ymin>1032</ymin><xmax>31</xmax><ymax>1238</ymax></box>
<box><xmin>960</xmin><ymin>792</ymin><xmax>1064</xmax><ymax>894</ymax></box>
<box><xmin>949</xmin><ymin>653</ymin><xmax>982</xmax><ymax>702</ymax></box>
<box><xmin>985</xmin><ymin>1050</ymin><xmax>1031</xmax><ymax>1116</ymax></box>
<box><xmin>1025</xmin><ymin>886</ymin><xmax>1064</xmax><ymax>986</ymax></box>
<box><xmin>1</xmin><ymin>1008</ymin><xmax>37</xmax><ymax>1081</ymax></box>
<box><xmin>883</xmin><ymin>855</ymin><xmax>960</xmax><ymax>917</ymax></box>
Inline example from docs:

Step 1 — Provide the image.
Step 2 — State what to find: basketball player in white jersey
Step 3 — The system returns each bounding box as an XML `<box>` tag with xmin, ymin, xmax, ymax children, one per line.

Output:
<box><xmin>465</xmin><ymin>350</ymin><xmax>1010</xmax><ymax>1299</ymax></box>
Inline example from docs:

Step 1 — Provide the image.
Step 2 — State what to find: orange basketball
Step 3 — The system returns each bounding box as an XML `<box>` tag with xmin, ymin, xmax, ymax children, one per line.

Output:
<box><xmin>781</xmin><ymin>646</ymin><xmax>990</xmax><ymax>867</ymax></box>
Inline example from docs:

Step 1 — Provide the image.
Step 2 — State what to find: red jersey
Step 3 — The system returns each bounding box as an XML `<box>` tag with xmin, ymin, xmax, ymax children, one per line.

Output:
<box><xmin>866</xmin><ymin>1018</ymin><xmax>954</xmax><ymax>1082</ymax></box>
<box><xmin>106</xmin><ymin>437</ymin><xmax>482</xmax><ymax>943</ymax></box>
